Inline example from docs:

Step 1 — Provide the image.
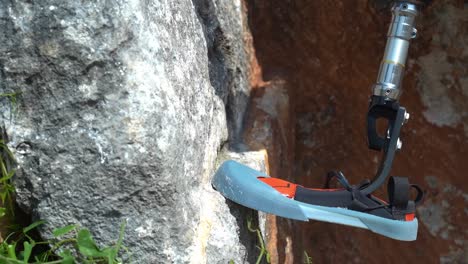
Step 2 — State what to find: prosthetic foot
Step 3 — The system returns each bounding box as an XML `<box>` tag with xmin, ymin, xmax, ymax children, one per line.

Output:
<box><xmin>212</xmin><ymin>1</ymin><xmax>425</xmax><ymax>241</ymax></box>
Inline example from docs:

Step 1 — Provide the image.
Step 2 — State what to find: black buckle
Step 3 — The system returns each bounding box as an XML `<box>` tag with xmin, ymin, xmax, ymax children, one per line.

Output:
<box><xmin>362</xmin><ymin>96</ymin><xmax>406</xmax><ymax>195</ymax></box>
<box><xmin>366</xmin><ymin>95</ymin><xmax>400</xmax><ymax>151</ymax></box>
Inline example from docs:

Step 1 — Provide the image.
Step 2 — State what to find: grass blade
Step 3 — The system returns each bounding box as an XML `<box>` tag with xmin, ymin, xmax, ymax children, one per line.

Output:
<box><xmin>77</xmin><ymin>228</ymin><xmax>106</xmax><ymax>257</ymax></box>
<box><xmin>23</xmin><ymin>220</ymin><xmax>45</xmax><ymax>234</ymax></box>
<box><xmin>22</xmin><ymin>241</ymin><xmax>33</xmax><ymax>263</ymax></box>
<box><xmin>58</xmin><ymin>250</ymin><xmax>75</xmax><ymax>264</ymax></box>
<box><xmin>52</xmin><ymin>225</ymin><xmax>77</xmax><ymax>238</ymax></box>
<box><xmin>7</xmin><ymin>244</ymin><xmax>17</xmax><ymax>260</ymax></box>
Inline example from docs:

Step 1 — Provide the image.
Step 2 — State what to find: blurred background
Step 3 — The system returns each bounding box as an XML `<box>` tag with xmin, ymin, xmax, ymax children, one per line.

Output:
<box><xmin>243</xmin><ymin>0</ymin><xmax>467</xmax><ymax>263</ymax></box>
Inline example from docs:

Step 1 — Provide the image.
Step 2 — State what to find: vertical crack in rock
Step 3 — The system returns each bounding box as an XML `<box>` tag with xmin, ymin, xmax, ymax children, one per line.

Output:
<box><xmin>192</xmin><ymin>0</ymin><xmax>250</xmax><ymax>146</ymax></box>
<box><xmin>191</xmin><ymin>0</ymin><xmax>264</xmax><ymax>263</ymax></box>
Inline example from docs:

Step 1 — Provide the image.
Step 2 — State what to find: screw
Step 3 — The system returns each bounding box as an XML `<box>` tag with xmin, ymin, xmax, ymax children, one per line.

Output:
<box><xmin>396</xmin><ymin>138</ymin><xmax>402</xmax><ymax>150</ymax></box>
<box><xmin>411</xmin><ymin>28</ymin><xmax>418</xmax><ymax>39</ymax></box>
<box><xmin>404</xmin><ymin>112</ymin><xmax>410</xmax><ymax>124</ymax></box>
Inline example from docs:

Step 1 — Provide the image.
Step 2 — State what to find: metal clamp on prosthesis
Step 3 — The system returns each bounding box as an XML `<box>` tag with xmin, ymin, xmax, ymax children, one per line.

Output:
<box><xmin>364</xmin><ymin>1</ymin><xmax>419</xmax><ymax>194</ymax></box>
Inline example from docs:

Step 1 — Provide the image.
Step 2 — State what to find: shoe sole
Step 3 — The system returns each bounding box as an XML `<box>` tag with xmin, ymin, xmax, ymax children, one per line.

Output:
<box><xmin>212</xmin><ymin>160</ymin><xmax>418</xmax><ymax>241</ymax></box>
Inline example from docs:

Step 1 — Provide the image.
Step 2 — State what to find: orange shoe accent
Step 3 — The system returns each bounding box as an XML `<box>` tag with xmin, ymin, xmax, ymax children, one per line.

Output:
<box><xmin>258</xmin><ymin>177</ymin><xmax>298</xmax><ymax>199</ymax></box>
<box><xmin>259</xmin><ymin>178</ymin><xmax>388</xmax><ymax>207</ymax></box>
<box><xmin>405</xmin><ymin>213</ymin><xmax>415</xmax><ymax>221</ymax></box>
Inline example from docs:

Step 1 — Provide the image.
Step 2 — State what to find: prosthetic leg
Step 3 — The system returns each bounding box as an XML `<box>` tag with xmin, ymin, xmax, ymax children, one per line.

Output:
<box><xmin>212</xmin><ymin>1</ymin><xmax>425</xmax><ymax>241</ymax></box>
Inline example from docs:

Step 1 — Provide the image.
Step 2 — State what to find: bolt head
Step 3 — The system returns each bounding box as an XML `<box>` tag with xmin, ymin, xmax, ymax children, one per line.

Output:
<box><xmin>404</xmin><ymin>112</ymin><xmax>410</xmax><ymax>124</ymax></box>
<box><xmin>396</xmin><ymin>138</ymin><xmax>403</xmax><ymax>150</ymax></box>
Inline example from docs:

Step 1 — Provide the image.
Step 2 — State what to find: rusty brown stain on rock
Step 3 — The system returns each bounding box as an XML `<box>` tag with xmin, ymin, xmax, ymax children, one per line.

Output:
<box><xmin>243</xmin><ymin>0</ymin><xmax>468</xmax><ymax>263</ymax></box>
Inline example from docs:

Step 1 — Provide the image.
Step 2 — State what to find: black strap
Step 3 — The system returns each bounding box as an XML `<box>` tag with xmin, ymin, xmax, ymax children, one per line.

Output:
<box><xmin>387</xmin><ymin>176</ymin><xmax>410</xmax><ymax>209</ymax></box>
<box><xmin>410</xmin><ymin>184</ymin><xmax>424</xmax><ymax>205</ymax></box>
<box><xmin>324</xmin><ymin>171</ymin><xmax>351</xmax><ymax>190</ymax></box>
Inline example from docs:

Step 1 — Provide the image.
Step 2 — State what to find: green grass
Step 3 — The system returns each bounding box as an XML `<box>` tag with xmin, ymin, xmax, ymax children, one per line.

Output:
<box><xmin>0</xmin><ymin>91</ymin><xmax>21</xmax><ymax>217</ymax></box>
<box><xmin>0</xmin><ymin>220</ymin><xmax>130</xmax><ymax>263</ymax></box>
<box><xmin>247</xmin><ymin>215</ymin><xmax>270</xmax><ymax>264</ymax></box>
<box><xmin>0</xmin><ymin>92</ymin><xmax>22</xmax><ymax>118</ymax></box>
<box><xmin>0</xmin><ymin>93</ymin><xmax>130</xmax><ymax>263</ymax></box>
<box><xmin>245</xmin><ymin>216</ymin><xmax>314</xmax><ymax>264</ymax></box>
<box><xmin>0</xmin><ymin>140</ymin><xmax>130</xmax><ymax>263</ymax></box>
<box><xmin>0</xmin><ymin>139</ymin><xmax>16</xmax><ymax>217</ymax></box>
<box><xmin>304</xmin><ymin>251</ymin><xmax>313</xmax><ymax>264</ymax></box>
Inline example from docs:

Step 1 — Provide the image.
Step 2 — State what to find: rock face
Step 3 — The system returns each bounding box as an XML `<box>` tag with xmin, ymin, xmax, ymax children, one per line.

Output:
<box><xmin>0</xmin><ymin>0</ymin><xmax>260</xmax><ymax>263</ymax></box>
<box><xmin>2</xmin><ymin>0</ymin><xmax>466</xmax><ymax>263</ymax></box>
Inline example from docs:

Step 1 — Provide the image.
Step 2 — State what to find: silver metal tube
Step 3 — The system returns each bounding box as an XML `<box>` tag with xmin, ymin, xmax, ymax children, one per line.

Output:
<box><xmin>372</xmin><ymin>2</ymin><xmax>419</xmax><ymax>100</ymax></box>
